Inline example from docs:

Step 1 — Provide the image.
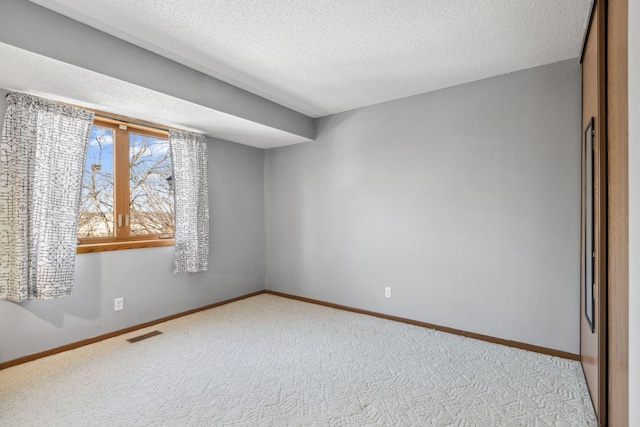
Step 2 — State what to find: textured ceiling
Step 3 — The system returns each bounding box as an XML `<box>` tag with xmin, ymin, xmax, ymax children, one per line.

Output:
<box><xmin>29</xmin><ymin>0</ymin><xmax>591</xmax><ymax>118</ymax></box>
<box><xmin>0</xmin><ymin>43</ymin><xmax>309</xmax><ymax>149</ymax></box>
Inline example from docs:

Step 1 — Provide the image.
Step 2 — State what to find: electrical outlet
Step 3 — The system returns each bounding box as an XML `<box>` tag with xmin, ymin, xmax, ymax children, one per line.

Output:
<box><xmin>114</xmin><ymin>297</ymin><xmax>124</xmax><ymax>311</ymax></box>
<box><xmin>385</xmin><ymin>287</ymin><xmax>392</xmax><ymax>298</ymax></box>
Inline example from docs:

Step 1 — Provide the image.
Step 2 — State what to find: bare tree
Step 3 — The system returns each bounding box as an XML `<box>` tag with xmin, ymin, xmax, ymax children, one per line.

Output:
<box><xmin>78</xmin><ymin>128</ymin><xmax>114</xmax><ymax>238</ymax></box>
<box><xmin>129</xmin><ymin>134</ymin><xmax>174</xmax><ymax>236</ymax></box>
<box><xmin>78</xmin><ymin>129</ymin><xmax>174</xmax><ymax>239</ymax></box>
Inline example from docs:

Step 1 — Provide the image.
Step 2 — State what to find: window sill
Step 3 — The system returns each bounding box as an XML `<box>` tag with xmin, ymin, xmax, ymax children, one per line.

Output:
<box><xmin>77</xmin><ymin>239</ymin><xmax>175</xmax><ymax>254</ymax></box>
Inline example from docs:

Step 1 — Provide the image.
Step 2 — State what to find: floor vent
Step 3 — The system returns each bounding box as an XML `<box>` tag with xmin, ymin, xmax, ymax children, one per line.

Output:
<box><xmin>127</xmin><ymin>330</ymin><xmax>163</xmax><ymax>343</ymax></box>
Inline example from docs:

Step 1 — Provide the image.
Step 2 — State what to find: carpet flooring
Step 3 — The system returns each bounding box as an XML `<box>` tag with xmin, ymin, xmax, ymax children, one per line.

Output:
<box><xmin>0</xmin><ymin>294</ymin><xmax>596</xmax><ymax>426</ymax></box>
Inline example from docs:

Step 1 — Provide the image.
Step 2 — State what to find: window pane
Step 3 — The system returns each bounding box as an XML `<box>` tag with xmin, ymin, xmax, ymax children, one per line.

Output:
<box><xmin>78</xmin><ymin>126</ymin><xmax>115</xmax><ymax>238</ymax></box>
<box><xmin>129</xmin><ymin>133</ymin><xmax>174</xmax><ymax>237</ymax></box>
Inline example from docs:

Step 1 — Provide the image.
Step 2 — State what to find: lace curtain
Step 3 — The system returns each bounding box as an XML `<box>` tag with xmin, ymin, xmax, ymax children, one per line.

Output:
<box><xmin>169</xmin><ymin>130</ymin><xmax>209</xmax><ymax>273</ymax></box>
<box><xmin>0</xmin><ymin>93</ymin><xmax>94</xmax><ymax>301</ymax></box>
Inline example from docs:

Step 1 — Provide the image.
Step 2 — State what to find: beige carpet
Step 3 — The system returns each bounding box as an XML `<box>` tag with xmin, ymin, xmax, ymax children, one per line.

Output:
<box><xmin>0</xmin><ymin>294</ymin><xmax>596</xmax><ymax>426</ymax></box>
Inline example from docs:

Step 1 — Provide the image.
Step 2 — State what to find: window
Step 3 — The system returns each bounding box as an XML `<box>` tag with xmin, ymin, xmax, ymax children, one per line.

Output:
<box><xmin>77</xmin><ymin>117</ymin><xmax>174</xmax><ymax>253</ymax></box>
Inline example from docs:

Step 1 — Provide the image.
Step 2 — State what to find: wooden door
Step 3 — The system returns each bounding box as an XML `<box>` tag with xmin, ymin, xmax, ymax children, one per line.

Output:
<box><xmin>580</xmin><ymin>1</ymin><xmax>607</xmax><ymax>423</ymax></box>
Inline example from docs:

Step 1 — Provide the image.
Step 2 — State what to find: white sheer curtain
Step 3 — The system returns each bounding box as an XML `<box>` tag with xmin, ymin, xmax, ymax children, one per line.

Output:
<box><xmin>169</xmin><ymin>130</ymin><xmax>209</xmax><ymax>273</ymax></box>
<box><xmin>0</xmin><ymin>93</ymin><xmax>94</xmax><ymax>301</ymax></box>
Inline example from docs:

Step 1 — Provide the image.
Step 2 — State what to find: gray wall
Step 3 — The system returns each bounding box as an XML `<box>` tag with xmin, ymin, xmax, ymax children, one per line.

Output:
<box><xmin>0</xmin><ymin>59</ymin><xmax>584</xmax><ymax>362</ymax></box>
<box><xmin>265</xmin><ymin>59</ymin><xmax>582</xmax><ymax>354</ymax></box>
<box><xmin>0</xmin><ymin>89</ymin><xmax>266</xmax><ymax>364</ymax></box>
<box><xmin>629</xmin><ymin>0</ymin><xmax>639</xmax><ymax>422</ymax></box>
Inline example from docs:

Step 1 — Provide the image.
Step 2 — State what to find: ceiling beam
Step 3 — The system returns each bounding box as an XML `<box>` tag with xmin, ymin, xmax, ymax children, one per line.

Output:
<box><xmin>0</xmin><ymin>0</ymin><xmax>315</xmax><ymax>141</ymax></box>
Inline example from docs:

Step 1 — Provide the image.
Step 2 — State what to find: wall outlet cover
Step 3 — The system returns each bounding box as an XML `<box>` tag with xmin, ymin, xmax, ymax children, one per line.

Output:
<box><xmin>385</xmin><ymin>287</ymin><xmax>392</xmax><ymax>298</ymax></box>
<box><xmin>114</xmin><ymin>297</ymin><xmax>124</xmax><ymax>311</ymax></box>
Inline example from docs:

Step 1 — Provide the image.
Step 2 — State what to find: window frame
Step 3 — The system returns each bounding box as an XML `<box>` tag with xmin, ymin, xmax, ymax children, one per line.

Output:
<box><xmin>77</xmin><ymin>117</ymin><xmax>175</xmax><ymax>254</ymax></box>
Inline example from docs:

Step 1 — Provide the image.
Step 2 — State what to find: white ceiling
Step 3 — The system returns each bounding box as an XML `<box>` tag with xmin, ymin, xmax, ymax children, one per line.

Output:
<box><xmin>29</xmin><ymin>0</ymin><xmax>591</xmax><ymax>118</ymax></box>
<box><xmin>0</xmin><ymin>1</ymin><xmax>590</xmax><ymax>148</ymax></box>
